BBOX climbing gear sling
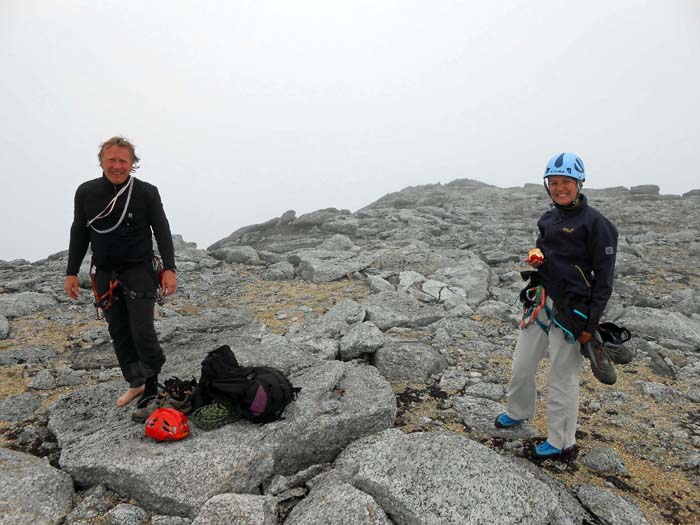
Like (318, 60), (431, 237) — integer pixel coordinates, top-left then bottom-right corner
(90, 256), (165, 319)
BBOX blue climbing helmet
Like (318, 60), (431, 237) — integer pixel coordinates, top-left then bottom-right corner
(544, 153), (585, 182)
(543, 153), (586, 204)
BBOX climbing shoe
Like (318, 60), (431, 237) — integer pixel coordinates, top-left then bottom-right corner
(157, 377), (197, 415)
(495, 412), (523, 429)
(131, 396), (160, 423)
(582, 332), (617, 385)
(597, 322), (634, 364)
(533, 440), (578, 459)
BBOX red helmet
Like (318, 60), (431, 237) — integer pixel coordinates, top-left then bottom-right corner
(145, 408), (190, 442)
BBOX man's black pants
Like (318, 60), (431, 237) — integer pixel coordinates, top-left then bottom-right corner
(96, 261), (165, 388)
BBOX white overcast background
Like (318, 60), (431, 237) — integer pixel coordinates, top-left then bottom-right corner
(1, 1), (699, 263)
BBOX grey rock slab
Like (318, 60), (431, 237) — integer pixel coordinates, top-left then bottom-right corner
(453, 395), (541, 439)
(575, 484), (649, 525)
(319, 234), (355, 251)
(366, 274), (395, 293)
(421, 279), (449, 301)
(438, 368), (470, 391)
(0, 345), (58, 366)
(271, 361), (397, 474)
(339, 322), (385, 360)
(0, 447), (74, 525)
(323, 299), (366, 325)
(0, 291), (58, 318)
(295, 338), (339, 360)
(150, 516), (192, 525)
(209, 246), (263, 265)
(333, 429), (559, 525)
(277, 209), (297, 225)
(27, 368), (58, 390)
(482, 249), (520, 264)
(263, 463), (329, 495)
(267, 238), (323, 253)
(69, 345), (120, 370)
(373, 341), (448, 383)
(630, 184), (660, 195)
(398, 270), (427, 291)
(192, 494), (277, 525)
(376, 245), (455, 276)
(297, 249), (382, 283)
(293, 208), (343, 227)
(63, 483), (119, 524)
(0, 314), (9, 339)
(580, 447), (628, 475)
(322, 217), (360, 236)
(29, 367), (87, 390)
(363, 291), (445, 331)
(617, 306), (700, 347)
(475, 300), (517, 322)
(106, 503), (149, 525)
(431, 327), (453, 348)
(285, 477), (391, 525)
(407, 287), (438, 304)
(48, 361), (395, 516)
(509, 456), (591, 525)
(430, 251), (494, 306)
(463, 382), (506, 401)
(164, 329), (322, 379)
(0, 392), (43, 422)
(155, 308), (256, 342)
(637, 381), (684, 403)
(262, 260), (295, 280)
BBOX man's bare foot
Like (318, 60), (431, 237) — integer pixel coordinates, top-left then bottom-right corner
(116, 385), (145, 407)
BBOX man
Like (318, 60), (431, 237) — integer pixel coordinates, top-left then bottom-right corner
(65, 136), (177, 422)
(495, 153), (618, 458)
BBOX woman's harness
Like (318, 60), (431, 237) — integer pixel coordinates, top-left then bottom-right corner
(520, 284), (552, 333)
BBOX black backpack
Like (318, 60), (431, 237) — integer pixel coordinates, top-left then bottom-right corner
(195, 345), (300, 423)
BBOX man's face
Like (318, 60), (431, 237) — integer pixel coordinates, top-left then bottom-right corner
(100, 145), (133, 185)
(547, 175), (578, 206)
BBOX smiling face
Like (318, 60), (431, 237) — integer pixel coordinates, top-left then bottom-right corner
(100, 145), (133, 185)
(546, 175), (579, 206)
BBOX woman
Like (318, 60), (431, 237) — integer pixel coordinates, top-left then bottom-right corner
(495, 153), (618, 458)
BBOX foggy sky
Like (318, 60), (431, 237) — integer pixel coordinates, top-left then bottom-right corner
(1, 1), (699, 262)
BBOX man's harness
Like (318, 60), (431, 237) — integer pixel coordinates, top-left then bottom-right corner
(90, 256), (164, 320)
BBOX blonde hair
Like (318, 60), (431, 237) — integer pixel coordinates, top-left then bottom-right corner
(98, 136), (140, 172)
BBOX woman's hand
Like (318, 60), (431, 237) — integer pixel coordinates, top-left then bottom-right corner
(578, 331), (593, 344)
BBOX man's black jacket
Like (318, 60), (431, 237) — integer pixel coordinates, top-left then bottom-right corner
(535, 194), (618, 334)
(66, 174), (175, 275)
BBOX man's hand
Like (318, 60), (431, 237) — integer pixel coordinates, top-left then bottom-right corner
(161, 270), (177, 297)
(578, 331), (593, 344)
(64, 275), (80, 299)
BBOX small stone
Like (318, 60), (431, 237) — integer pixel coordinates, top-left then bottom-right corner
(106, 503), (149, 525)
(580, 447), (628, 475)
(0, 315), (10, 339)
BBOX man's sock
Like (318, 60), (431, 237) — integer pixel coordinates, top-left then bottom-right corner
(136, 376), (159, 408)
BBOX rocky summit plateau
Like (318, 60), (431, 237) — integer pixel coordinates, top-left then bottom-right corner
(1, 179), (700, 525)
